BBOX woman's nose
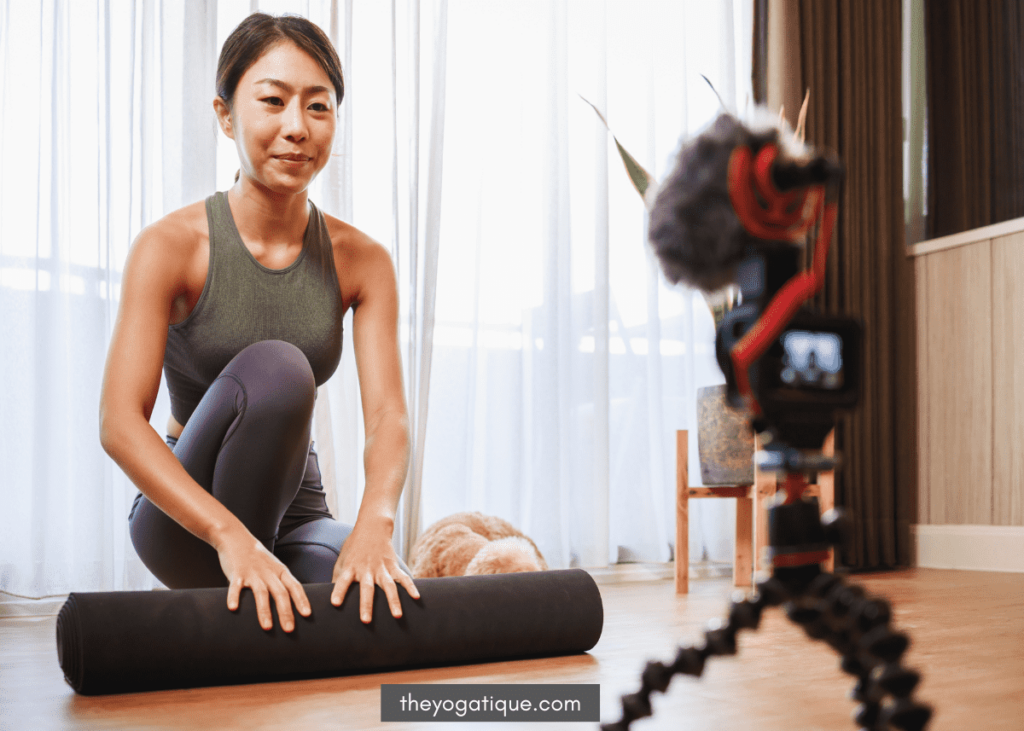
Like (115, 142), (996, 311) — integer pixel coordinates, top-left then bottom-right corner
(282, 99), (308, 141)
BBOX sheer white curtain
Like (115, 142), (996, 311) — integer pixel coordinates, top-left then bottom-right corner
(416, 0), (753, 569)
(0, 0), (217, 597)
(0, 0), (749, 604)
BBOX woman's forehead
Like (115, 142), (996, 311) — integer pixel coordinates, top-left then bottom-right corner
(240, 41), (332, 91)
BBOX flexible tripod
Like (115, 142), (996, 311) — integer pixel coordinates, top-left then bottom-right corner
(614, 114), (933, 731)
(601, 450), (934, 731)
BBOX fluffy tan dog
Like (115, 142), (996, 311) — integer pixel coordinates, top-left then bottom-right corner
(409, 511), (548, 578)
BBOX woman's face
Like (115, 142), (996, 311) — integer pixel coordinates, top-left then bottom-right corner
(215, 41), (337, 195)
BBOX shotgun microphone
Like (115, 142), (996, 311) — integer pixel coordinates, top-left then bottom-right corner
(648, 112), (841, 294)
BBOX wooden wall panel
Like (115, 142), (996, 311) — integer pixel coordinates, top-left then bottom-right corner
(991, 232), (1024, 526)
(922, 242), (993, 524)
(915, 256), (930, 523)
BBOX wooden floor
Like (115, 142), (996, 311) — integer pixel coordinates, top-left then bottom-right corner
(1, 568), (1022, 730)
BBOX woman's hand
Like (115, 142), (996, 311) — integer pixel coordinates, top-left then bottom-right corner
(214, 524), (312, 632)
(330, 518), (420, 623)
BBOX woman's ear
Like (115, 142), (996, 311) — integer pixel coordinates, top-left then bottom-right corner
(213, 97), (234, 140)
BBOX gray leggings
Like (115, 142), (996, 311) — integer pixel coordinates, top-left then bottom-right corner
(129, 340), (375, 588)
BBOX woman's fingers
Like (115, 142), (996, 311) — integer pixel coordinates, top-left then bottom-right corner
(330, 550), (421, 623)
(250, 579), (274, 631)
(267, 577), (295, 632)
(283, 571), (312, 618)
(378, 571), (403, 619)
(228, 573), (308, 632)
(358, 573), (376, 623)
(227, 576), (243, 612)
(331, 569), (354, 608)
(393, 569), (420, 601)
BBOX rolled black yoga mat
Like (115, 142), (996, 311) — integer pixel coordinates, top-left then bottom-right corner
(56, 569), (603, 695)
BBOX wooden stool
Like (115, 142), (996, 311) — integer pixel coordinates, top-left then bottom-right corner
(675, 429), (834, 594)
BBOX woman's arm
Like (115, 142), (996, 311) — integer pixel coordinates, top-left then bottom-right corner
(329, 231), (420, 622)
(99, 213), (310, 632)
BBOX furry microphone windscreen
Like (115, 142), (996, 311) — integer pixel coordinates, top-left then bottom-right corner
(648, 112), (800, 293)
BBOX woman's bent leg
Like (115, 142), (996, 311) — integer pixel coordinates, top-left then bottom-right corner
(129, 340), (316, 589)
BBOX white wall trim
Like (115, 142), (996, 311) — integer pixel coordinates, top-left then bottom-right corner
(913, 524), (1024, 573)
(909, 215), (1024, 257)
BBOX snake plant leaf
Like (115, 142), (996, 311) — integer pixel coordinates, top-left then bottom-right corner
(579, 95), (655, 208)
(580, 89), (742, 325)
(614, 138), (652, 200)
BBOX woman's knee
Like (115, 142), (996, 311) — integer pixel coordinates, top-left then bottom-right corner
(129, 496), (229, 589)
(220, 340), (316, 422)
(274, 541), (340, 584)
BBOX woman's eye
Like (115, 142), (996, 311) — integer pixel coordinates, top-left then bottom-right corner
(310, 103), (330, 112)
(262, 97), (284, 106)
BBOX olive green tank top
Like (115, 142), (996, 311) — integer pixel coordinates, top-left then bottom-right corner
(163, 192), (343, 425)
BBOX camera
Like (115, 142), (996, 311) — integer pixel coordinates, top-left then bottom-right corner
(715, 246), (861, 451)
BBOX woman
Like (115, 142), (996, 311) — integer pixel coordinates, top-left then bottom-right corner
(99, 13), (418, 633)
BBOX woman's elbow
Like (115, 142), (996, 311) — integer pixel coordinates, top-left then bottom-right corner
(98, 407), (121, 459)
(98, 403), (138, 461)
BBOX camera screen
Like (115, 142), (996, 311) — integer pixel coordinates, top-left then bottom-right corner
(780, 330), (844, 390)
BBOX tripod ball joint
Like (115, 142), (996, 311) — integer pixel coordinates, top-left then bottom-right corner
(881, 697), (934, 731)
(728, 594), (763, 630)
(875, 664), (921, 697)
(861, 627), (910, 664)
(703, 618), (738, 656)
(854, 699), (882, 727)
(808, 571), (842, 598)
(753, 576), (789, 607)
(854, 598), (892, 633)
(641, 660), (674, 693)
(828, 582), (866, 621)
(671, 646), (707, 677)
(620, 691), (653, 723)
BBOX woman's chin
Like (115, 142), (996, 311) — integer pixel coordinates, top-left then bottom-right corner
(244, 174), (316, 197)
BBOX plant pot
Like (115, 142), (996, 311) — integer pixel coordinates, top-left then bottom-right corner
(696, 384), (755, 486)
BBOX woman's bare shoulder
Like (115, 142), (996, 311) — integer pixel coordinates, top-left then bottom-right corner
(324, 213), (394, 308)
(324, 212), (388, 260)
(136, 200), (208, 253)
(120, 200), (210, 301)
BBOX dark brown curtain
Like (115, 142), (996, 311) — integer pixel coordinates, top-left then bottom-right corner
(790, 0), (914, 570)
(925, 0), (1024, 239)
